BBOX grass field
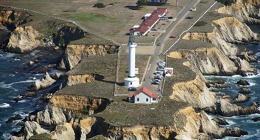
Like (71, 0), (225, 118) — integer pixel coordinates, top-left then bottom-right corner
(0, 0), (193, 44)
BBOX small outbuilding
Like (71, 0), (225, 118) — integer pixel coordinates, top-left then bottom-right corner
(128, 87), (159, 104)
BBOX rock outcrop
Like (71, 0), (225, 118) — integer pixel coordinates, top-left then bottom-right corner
(179, 47), (239, 75)
(5, 26), (42, 53)
(234, 93), (250, 103)
(50, 95), (110, 115)
(0, 10), (31, 30)
(216, 0), (260, 23)
(205, 99), (260, 116)
(28, 104), (72, 126)
(66, 74), (95, 86)
(170, 76), (216, 108)
(28, 72), (56, 91)
(59, 44), (118, 70)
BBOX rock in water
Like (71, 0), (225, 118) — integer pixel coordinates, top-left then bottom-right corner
(28, 72), (56, 91)
(252, 117), (260, 122)
(212, 117), (229, 125)
(239, 87), (252, 94)
(6, 114), (22, 124)
(24, 121), (49, 139)
(234, 93), (250, 103)
(236, 79), (250, 86)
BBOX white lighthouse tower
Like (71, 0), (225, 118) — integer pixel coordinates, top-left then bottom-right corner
(124, 34), (140, 87)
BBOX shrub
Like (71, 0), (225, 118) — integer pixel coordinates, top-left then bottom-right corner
(194, 21), (207, 27)
(217, 0), (235, 6)
(93, 2), (105, 8)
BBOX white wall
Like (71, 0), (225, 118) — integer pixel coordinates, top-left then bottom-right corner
(134, 92), (151, 104)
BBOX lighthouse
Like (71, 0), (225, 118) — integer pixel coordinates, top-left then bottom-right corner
(124, 34), (140, 87)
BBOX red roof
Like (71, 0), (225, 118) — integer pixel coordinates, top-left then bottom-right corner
(156, 8), (167, 15)
(143, 20), (155, 27)
(137, 25), (149, 34)
(128, 87), (159, 98)
(147, 13), (159, 21)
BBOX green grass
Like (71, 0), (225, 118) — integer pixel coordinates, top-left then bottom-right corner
(67, 13), (119, 23)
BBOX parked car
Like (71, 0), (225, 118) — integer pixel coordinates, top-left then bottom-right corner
(186, 16), (193, 19)
(157, 61), (166, 67)
(154, 75), (163, 80)
(157, 66), (164, 71)
(151, 28), (157, 31)
(157, 43), (161, 46)
(167, 16), (173, 19)
(152, 80), (160, 85)
(160, 17), (168, 20)
(154, 71), (164, 75)
(169, 36), (175, 38)
(128, 87), (137, 91)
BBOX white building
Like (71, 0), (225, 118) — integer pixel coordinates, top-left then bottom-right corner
(128, 87), (159, 104)
(124, 34), (140, 87)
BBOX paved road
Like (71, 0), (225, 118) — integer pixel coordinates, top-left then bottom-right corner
(142, 0), (200, 94)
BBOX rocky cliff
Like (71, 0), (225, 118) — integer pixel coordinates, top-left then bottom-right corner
(108, 106), (246, 140)
(182, 16), (258, 75)
(216, 0), (260, 23)
(5, 25), (43, 53)
(0, 9), (31, 30)
(183, 17), (258, 56)
(59, 44), (119, 70)
(50, 95), (110, 115)
(170, 75), (216, 108)
(66, 74), (95, 86)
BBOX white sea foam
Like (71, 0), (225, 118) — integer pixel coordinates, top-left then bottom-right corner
(0, 103), (10, 108)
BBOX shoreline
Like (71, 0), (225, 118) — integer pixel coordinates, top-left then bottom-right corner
(0, 0), (259, 139)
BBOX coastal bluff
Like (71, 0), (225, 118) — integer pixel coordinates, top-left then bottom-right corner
(3, 0), (260, 139)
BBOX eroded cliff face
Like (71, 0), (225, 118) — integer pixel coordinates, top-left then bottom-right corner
(50, 95), (110, 115)
(108, 106), (245, 140)
(182, 16), (257, 75)
(66, 74), (95, 86)
(0, 10), (30, 30)
(5, 26), (43, 53)
(216, 0), (260, 23)
(170, 76), (216, 109)
(59, 44), (119, 70)
(183, 17), (258, 56)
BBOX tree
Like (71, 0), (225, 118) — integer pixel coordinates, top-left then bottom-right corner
(136, 0), (148, 9)
(93, 2), (105, 8)
(217, 0), (235, 6)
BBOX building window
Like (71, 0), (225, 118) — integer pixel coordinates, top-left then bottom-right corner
(137, 98), (139, 101)
(153, 98), (156, 101)
(146, 98), (148, 102)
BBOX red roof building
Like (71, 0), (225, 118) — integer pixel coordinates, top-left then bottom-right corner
(129, 8), (167, 36)
(128, 87), (159, 104)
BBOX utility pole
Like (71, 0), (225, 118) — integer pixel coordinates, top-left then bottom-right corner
(176, 0), (178, 7)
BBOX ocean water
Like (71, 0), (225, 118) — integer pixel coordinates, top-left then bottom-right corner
(0, 49), (44, 139)
(0, 29), (63, 139)
(206, 43), (260, 140)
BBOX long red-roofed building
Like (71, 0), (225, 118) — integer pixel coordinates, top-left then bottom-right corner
(130, 8), (167, 36)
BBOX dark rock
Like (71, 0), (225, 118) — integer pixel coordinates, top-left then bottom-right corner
(212, 117), (229, 125)
(225, 127), (248, 137)
(234, 93), (250, 103)
(236, 79), (250, 86)
(6, 114), (22, 124)
(206, 80), (229, 89)
(205, 99), (260, 117)
(252, 117), (260, 122)
(20, 92), (37, 98)
(13, 97), (23, 103)
(16, 121), (25, 127)
(239, 87), (252, 94)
